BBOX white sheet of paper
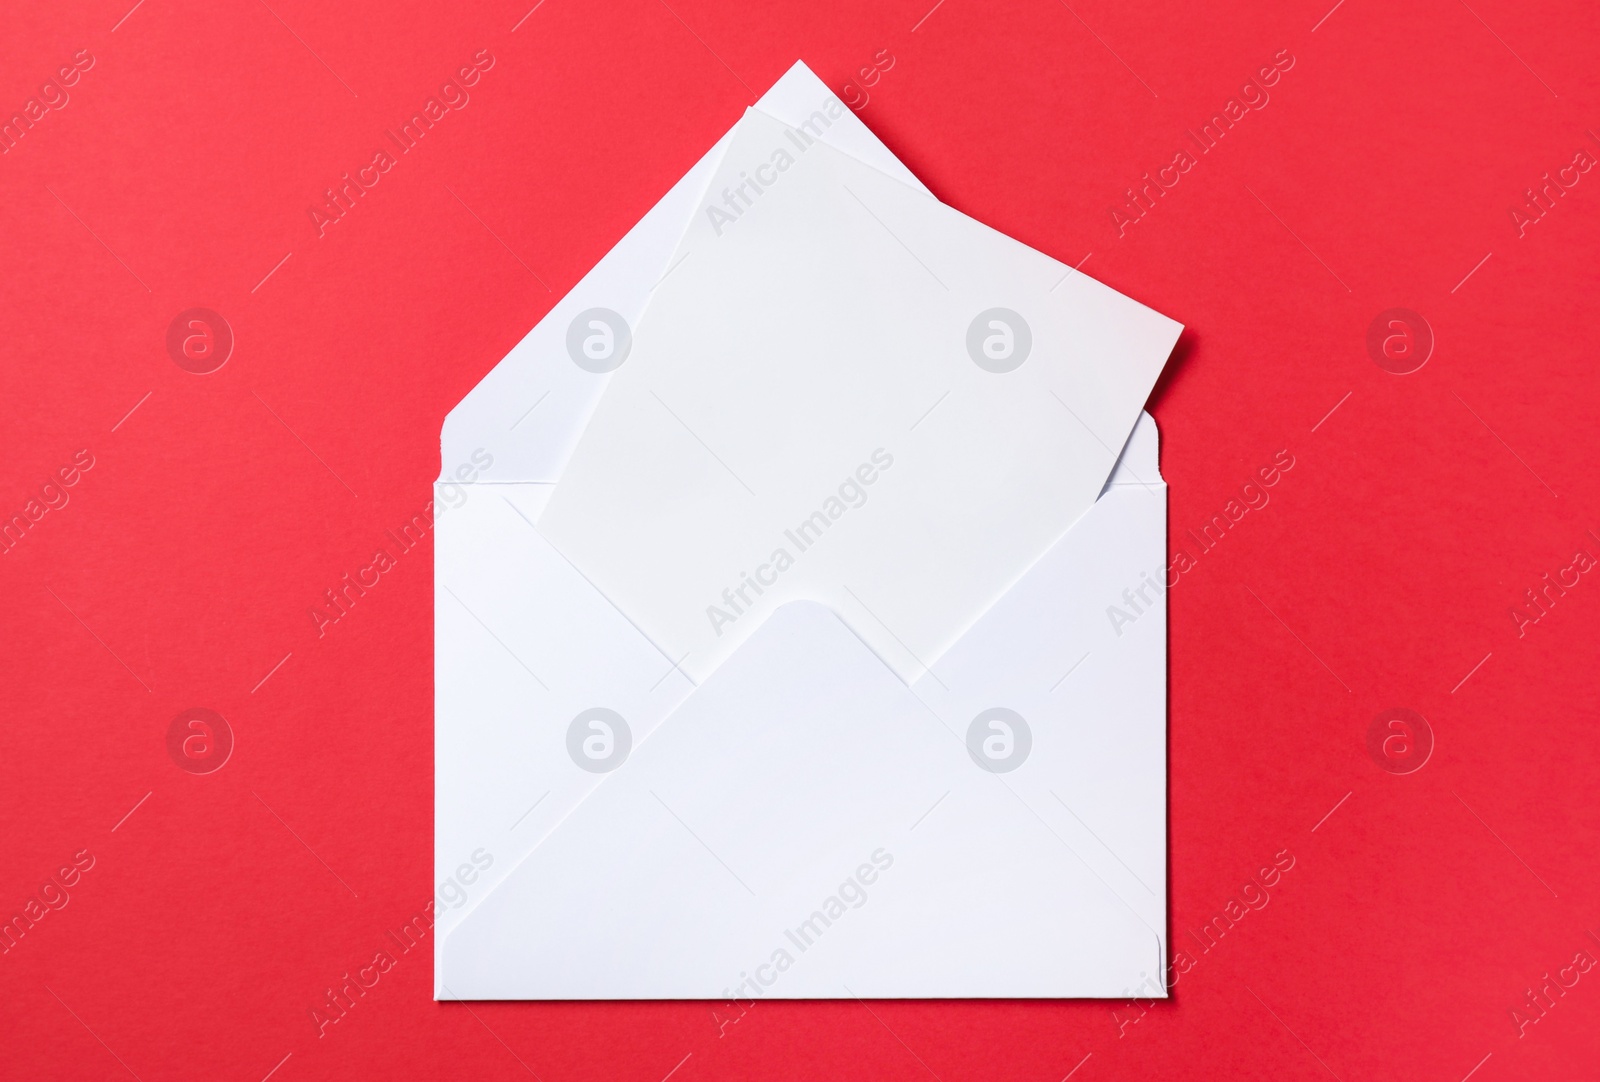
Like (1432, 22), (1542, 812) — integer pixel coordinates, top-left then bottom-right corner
(536, 108), (1181, 684)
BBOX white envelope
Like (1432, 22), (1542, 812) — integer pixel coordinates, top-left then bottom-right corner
(435, 62), (1171, 999)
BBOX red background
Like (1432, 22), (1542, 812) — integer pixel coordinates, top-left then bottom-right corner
(3, 0), (1597, 1078)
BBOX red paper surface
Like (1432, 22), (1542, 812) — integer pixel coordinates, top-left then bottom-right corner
(2, 0), (1597, 1079)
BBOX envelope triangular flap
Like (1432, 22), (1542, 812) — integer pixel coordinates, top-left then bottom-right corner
(437, 62), (927, 484)
(441, 600), (1157, 999)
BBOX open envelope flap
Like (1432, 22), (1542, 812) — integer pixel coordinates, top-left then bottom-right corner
(441, 600), (1160, 1000)
(436, 414), (1166, 999)
(437, 61), (927, 485)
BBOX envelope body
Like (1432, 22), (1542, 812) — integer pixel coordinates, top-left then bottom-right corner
(434, 61), (1170, 1000)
